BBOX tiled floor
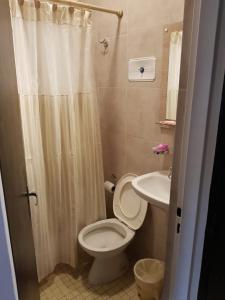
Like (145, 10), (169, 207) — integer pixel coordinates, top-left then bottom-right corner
(40, 264), (139, 300)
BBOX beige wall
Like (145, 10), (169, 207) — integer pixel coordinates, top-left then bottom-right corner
(88, 0), (184, 261)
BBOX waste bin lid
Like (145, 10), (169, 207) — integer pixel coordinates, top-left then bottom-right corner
(134, 258), (165, 284)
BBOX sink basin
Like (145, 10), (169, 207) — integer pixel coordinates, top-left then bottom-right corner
(132, 171), (171, 209)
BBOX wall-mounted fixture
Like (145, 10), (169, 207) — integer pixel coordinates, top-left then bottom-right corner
(128, 57), (156, 81)
(152, 144), (169, 155)
(99, 38), (109, 54)
(46, 0), (124, 18)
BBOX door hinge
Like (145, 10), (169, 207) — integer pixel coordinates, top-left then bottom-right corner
(176, 207), (182, 234)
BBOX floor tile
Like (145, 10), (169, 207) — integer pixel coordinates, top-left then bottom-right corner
(40, 264), (139, 300)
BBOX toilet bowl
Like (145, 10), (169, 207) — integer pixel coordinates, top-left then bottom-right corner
(78, 174), (148, 285)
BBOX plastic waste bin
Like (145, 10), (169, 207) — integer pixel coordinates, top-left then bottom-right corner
(134, 258), (165, 300)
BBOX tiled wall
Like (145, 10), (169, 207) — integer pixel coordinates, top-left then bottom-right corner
(93, 3), (181, 179)
(88, 0), (184, 260)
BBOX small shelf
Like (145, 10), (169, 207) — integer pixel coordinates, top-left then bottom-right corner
(156, 120), (176, 129)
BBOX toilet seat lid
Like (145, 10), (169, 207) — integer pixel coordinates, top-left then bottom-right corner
(113, 174), (148, 230)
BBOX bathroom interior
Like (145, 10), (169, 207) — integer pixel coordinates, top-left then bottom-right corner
(8, 0), (186, 299)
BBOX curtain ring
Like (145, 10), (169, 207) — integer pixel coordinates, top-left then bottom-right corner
(34, 0), (41, 9)
(18, 0), (24, 5)
(69, 6), (74, 14)
(52, 3), (57, 12)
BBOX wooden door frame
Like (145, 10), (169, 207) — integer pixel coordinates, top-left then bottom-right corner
(163, 0), (225, 299)
(0, 1), (39, 299)
(0, 170), (18, 300)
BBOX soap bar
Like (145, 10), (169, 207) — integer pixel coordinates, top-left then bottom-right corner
(152, 144), (169, 154)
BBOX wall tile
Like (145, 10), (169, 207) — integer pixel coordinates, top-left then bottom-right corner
(163, 0), (185, 24)
(95, 35), (127, 88)
(125, 136), (165, 175)
(127, 25), (164, 59)
(127, 0), (167, 31)
(126, 87), (161, 140)
(127, 0), (184, 31)
(101, 131), (127, 180)
(161, 129), (175, 149)
(105, 193), (114, 219)
(91, 0), (128, 38)
(99, 87), (127, 135)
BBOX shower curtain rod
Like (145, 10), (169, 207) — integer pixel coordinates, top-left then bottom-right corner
(52, 0), (123, 17)
(21, 0), (123, 18)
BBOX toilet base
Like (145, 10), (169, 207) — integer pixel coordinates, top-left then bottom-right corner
(88, 252), (129, 285)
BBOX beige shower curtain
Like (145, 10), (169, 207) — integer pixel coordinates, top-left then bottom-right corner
(10, 0), (106, 281)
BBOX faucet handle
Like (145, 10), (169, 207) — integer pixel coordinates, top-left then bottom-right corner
(168, 167), (172, 179)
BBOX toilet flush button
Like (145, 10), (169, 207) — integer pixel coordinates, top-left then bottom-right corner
(140, 67), (145, 74)
(128, 57), (156, 81)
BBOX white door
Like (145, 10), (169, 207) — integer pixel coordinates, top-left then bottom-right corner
(163, 0), (225, 299)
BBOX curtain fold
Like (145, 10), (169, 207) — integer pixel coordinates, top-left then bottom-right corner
(10, 0), (106, 281)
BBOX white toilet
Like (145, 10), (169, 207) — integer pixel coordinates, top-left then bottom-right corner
(78, 174), (148, 285)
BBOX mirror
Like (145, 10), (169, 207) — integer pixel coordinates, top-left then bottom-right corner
(166, 30), (183, 120)
(160, 23), (183, 124)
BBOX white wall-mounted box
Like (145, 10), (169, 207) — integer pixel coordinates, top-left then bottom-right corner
(128, 57), (156, 81)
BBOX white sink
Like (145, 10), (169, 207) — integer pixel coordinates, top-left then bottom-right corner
(132, 171), (171, 210)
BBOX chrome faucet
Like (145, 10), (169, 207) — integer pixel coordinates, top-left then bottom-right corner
(168, 167), (172, 179)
